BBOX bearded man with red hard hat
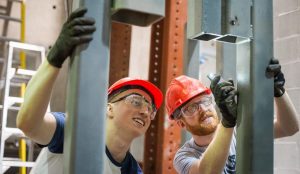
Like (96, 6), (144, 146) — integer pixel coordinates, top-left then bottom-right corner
(16, 7), (163, 174)
(165, 59), (299, 174)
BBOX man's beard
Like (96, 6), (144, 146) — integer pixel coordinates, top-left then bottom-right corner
(185, 110), (220, 136)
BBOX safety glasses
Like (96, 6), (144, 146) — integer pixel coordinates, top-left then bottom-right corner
(111, 93), (157, 120)
(173, 96), (213, 119)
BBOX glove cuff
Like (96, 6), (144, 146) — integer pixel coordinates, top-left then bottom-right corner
(47, 45), (64, 68)
(274, 87), (285, 98)
(221, 119), (236, 128)
(221, 113), (236, 128)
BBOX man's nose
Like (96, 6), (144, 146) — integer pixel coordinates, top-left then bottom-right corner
(139, 105), (150, 117)
(198, 104), (209, 112)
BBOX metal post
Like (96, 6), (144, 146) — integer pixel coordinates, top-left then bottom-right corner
(186, 0), (202, 78)
(216, 43), (237, 81)
(111, 0), (165, 26)
(189, 0), (222, 41)
(190, 0), (274, 173)
(236, 0), (274, 173)
(144, 20), (164, 174)
(143, 0), (187, 173)
(63, 0), (111, 173)
(109, 22), (131, 85)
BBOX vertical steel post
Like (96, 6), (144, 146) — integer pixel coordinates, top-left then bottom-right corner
(216, 43), (237, 81)
(191, 0), (274, 173)
(236, 0), (274, 173)
(144, 0), (187, 174)
(109, 22), (131, 85)
(64, 0), (111, 173)
(144, 20), (164, 174)
(186, 0), (201, 78)
(189, 0), (222, 41)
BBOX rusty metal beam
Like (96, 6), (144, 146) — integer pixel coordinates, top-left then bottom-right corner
(143, 20), (164, 174)
(109, 22), (132, 85)
(144, 0), (187, 173)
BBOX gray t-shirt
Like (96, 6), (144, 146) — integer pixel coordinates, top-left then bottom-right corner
(174, 134), (236, 174)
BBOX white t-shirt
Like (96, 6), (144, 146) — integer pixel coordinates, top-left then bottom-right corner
(29, 112), (143, 174)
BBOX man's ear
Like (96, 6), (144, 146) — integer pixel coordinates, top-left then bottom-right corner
(176, 119), (185, 128)
(107, 103), (114, 118)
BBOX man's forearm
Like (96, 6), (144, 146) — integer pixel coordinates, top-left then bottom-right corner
(192, 125), (234, 174)
(274, 92), (299, 138)
(16, 61), (59, 134)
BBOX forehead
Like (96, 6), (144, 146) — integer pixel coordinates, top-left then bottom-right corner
(185, 93), (212, 106)
(115, 89), (152, 103)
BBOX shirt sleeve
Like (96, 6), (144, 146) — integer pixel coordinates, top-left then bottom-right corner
(46, 112), (65, 153)
(173, 149), (198, 174)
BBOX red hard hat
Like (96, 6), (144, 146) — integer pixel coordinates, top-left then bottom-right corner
(165, 75), (211, 119)
(108, 77), (163, 110)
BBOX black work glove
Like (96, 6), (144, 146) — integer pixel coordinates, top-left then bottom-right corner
(266, 58), (285, 97)
(47, 7), (96, 68)
(210, 75), (238, 128)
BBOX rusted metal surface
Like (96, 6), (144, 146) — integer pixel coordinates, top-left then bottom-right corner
(109, 22), (132, 85)
(144, 0), (187, 173)
(143, 20), (164, 174)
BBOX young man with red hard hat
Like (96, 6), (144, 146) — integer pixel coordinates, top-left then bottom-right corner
(16, 7), (163, 174)
(165, 59), (299, 174)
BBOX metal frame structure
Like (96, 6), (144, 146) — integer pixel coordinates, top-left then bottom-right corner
(143, 0), (187, 173)
(111, 0), (165, 27)
(109, 22), (132, 86)
(236, 1), (274, 173)
(63, 0), (111, 173)
(187, 0), (274, 173)
(61, 0), (274, 173)
(0, 41), (46, 173)
(143, 20), (164, 173)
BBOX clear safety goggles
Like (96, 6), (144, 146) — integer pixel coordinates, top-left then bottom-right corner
(173, 96), (213, 119)
(111, 93), (157, 120)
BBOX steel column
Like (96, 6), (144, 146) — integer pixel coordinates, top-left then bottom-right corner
(186, 0), (202, 78)
(144, 0), (187, 173)
(64, 0), (111, 173)
(190, 0), (274, 173)
(216, 43), (237, 81)
(111, 0), (165, 27)
(109, 22), (131, 85)
(160, 1), (187, 173)
(189, 0), (222, 41)
(144, 20), (164, 174)
(236, 0), (274, 173)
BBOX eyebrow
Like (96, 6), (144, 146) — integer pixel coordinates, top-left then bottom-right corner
(186, 96), (211, 105)
(130, 93), (152, 104)
(114, 92), (152, 105)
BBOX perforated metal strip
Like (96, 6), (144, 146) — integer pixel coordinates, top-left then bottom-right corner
(144, 0), (187, 173)
(109, 22), (132, 85)
(144, 19), (164, 174)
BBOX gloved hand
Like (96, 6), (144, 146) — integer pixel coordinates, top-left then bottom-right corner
(47, 7), (96, 68)
(210, 75), (238, 128)
(266, 58), (285, 97)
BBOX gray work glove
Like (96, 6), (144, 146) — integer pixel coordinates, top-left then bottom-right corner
(266, 58), (285, 97)
(210, 75), (238, 128)
(47, 7), (96, 68)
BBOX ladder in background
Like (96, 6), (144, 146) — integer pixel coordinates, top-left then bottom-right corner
(0, 0), (22, 43)
(0, 0), (29, 173)
(0, 41), (47, 173)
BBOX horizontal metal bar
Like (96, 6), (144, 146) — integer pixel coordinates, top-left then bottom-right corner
(8, 0), (22, 3)
(0, 36), (20, 42)
(0, 105), (21, 111)
(0, 14), (21, 22)
(3, 158), (34, 167)
(9, 41), (45, 53)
